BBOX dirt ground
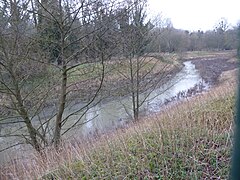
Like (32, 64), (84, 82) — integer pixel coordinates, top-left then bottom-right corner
(186, 52), (238, 85)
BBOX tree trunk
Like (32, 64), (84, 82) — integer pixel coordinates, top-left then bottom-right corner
(13, 76), (42, 152)
(53, 0), (66, 149)
(135, 57), (140, 121)
(53, 65), (67, 149)
(130, 57), (138, 121)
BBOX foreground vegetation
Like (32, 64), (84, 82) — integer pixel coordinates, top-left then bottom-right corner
(1, 72), (236, 179)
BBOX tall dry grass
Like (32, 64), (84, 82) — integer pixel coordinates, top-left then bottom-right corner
(0, 79), (236, 179)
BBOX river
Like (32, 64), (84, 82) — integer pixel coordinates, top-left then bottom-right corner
(63, 61), (208, 138)
(0, 61), (208, 163)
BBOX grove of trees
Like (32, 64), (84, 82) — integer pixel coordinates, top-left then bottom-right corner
(150, 17), (238, 52)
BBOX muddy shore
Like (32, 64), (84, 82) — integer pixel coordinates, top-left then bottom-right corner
(185, 54), (238, 85)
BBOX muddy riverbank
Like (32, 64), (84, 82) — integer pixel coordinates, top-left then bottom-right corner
(184, 52), (238, 85)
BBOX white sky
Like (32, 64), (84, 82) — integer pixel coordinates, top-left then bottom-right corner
(148, 0), (240, 31)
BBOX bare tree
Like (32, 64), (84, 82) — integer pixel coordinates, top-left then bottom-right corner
(0, 0), (123, 152)
(115, 0), (174, 121)
(214, 18), (230, 50)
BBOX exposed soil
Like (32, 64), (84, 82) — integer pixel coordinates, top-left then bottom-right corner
(186, 55), (238, 85)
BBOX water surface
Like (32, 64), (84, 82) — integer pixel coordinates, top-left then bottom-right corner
(66, 61), (208, 137)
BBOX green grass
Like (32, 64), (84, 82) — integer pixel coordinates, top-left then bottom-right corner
(181, 50), (236, 60)
(67, 62), (103, 83)
(23, 54), (180, 86)
(38, 87), (234, 179)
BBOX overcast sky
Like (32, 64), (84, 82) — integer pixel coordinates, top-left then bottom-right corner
(148, 0), (240, 31)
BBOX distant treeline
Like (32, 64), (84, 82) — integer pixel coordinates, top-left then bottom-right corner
(148, 18), (238, 53)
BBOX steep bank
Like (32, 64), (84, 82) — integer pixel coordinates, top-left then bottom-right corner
(67, 56), (183, 104)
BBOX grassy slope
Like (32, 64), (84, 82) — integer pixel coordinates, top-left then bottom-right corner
(36, 82), (235, 179)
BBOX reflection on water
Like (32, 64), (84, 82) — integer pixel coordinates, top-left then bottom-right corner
(146, 61), (207, 112)
(67, 61), (208, 137)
